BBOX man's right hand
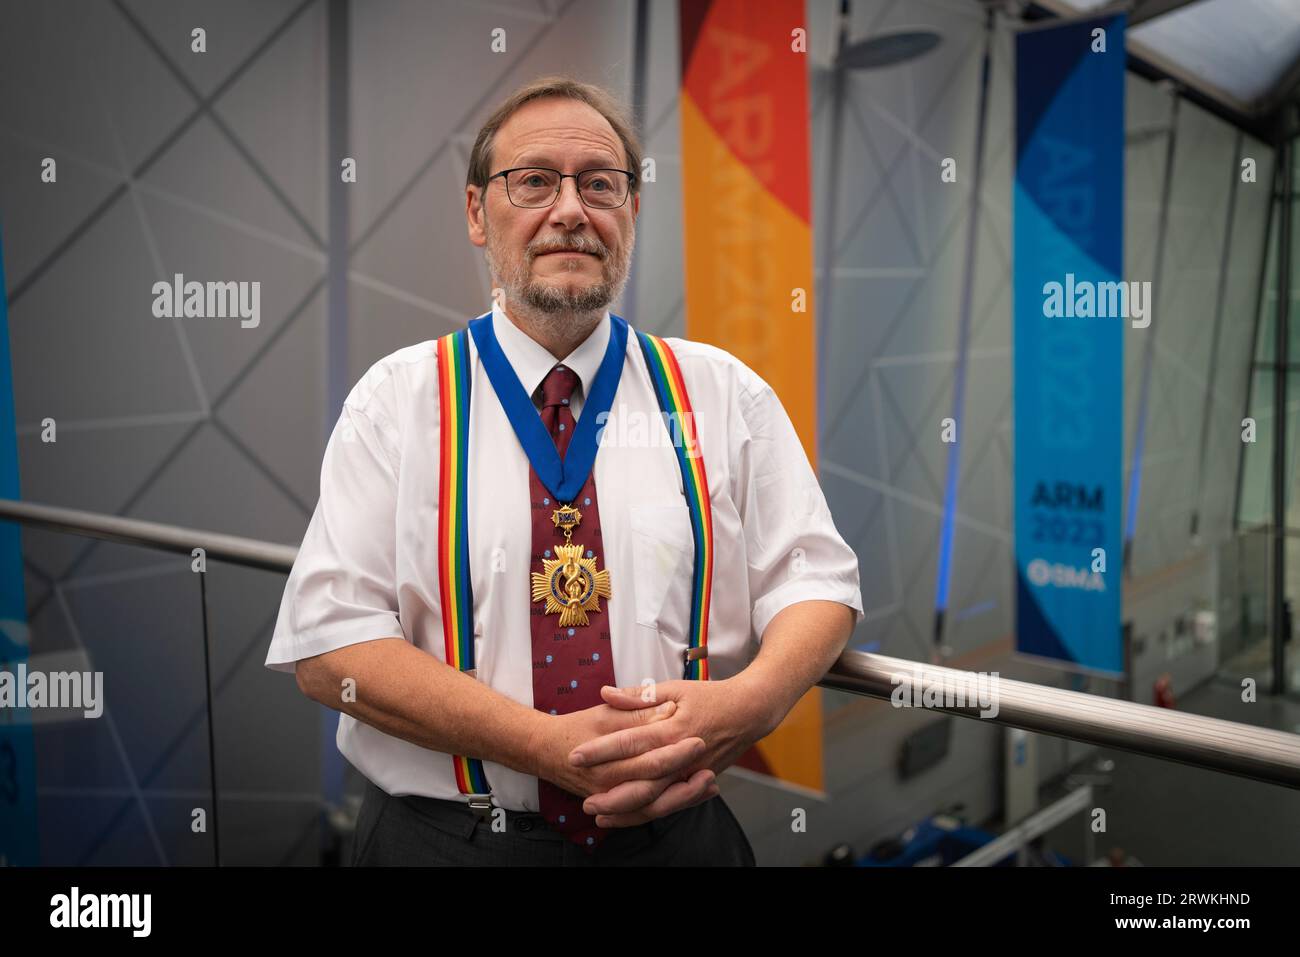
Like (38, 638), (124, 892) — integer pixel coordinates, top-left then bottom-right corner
(528, 699), (710, 802)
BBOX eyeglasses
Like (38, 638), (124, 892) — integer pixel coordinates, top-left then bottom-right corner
(488, 167), (635, 209)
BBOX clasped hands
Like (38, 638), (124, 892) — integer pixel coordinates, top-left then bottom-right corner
(529, 676), (777, 828)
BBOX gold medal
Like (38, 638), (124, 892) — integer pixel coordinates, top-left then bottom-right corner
(531, 502), (611, 627)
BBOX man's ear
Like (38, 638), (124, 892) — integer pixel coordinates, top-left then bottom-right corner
(632, 192), (639, 222)
(466, 185), (487, 248)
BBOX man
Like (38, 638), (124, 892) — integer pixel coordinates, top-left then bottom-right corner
(265, 75), (864, 866)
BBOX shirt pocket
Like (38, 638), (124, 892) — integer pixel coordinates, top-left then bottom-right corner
(629, 504), (695, 641)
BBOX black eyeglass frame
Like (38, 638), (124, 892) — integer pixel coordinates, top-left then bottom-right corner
(486, 166), (637, 209)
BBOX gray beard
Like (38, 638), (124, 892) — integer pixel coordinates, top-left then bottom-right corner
(483, 221), (634, 336)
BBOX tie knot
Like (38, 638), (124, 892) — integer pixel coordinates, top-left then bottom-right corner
(540, 364), (579, 409)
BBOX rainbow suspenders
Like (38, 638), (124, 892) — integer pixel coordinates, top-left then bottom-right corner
(434, 314), (713, 807)
(635, 331), (714, 682)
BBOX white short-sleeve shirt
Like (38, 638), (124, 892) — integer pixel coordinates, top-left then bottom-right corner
(265, 301), (864, 811)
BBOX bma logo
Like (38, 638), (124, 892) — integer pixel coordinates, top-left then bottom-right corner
(1027, 558), (1105, 592)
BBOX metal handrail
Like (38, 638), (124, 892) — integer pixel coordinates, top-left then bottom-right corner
(825, 653), (1300, 790)
(4, 497), (1299, 790)
(0, 498), (297, 572)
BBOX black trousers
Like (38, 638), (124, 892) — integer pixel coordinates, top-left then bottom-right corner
(352, 777), (756, 866)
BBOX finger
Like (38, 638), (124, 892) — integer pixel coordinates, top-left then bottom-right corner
(569, 707), (680, 767)
(627, 698), (677, 727)
(581, 772), (672, 816)
(585, 738), (704, 800)
(600, 680), (687, 709)
(582, 738), (707, 814)
(590, 767), (714, 825)
(595, 769), (717, 828)
(600, 683), (660, 709)
(598, 777), (718, 828)
(620, 736), (705, 783)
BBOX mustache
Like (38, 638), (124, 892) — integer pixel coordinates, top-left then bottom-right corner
(530, 236), (607, 258)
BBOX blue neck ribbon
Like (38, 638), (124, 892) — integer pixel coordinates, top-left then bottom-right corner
(469, 311), (629, 503)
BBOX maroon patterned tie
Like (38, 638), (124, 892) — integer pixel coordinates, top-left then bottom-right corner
(529, 363), (615, 851)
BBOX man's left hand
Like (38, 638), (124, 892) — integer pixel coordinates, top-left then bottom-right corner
(569, 677), (778, 827)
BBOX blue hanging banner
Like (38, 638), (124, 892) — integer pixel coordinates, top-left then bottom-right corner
(0, 227), (38, 863)
(1014, 14), (1125, 675)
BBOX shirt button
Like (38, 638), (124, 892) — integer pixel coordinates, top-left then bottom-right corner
(517, 818), (534, 832)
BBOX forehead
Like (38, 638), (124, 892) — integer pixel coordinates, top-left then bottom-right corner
(493, 97), (626, 168)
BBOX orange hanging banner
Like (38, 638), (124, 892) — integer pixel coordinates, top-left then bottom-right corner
(679, 0), (823, 793)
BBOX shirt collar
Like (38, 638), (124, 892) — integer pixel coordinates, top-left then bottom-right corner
(489, 299), (611, 402)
